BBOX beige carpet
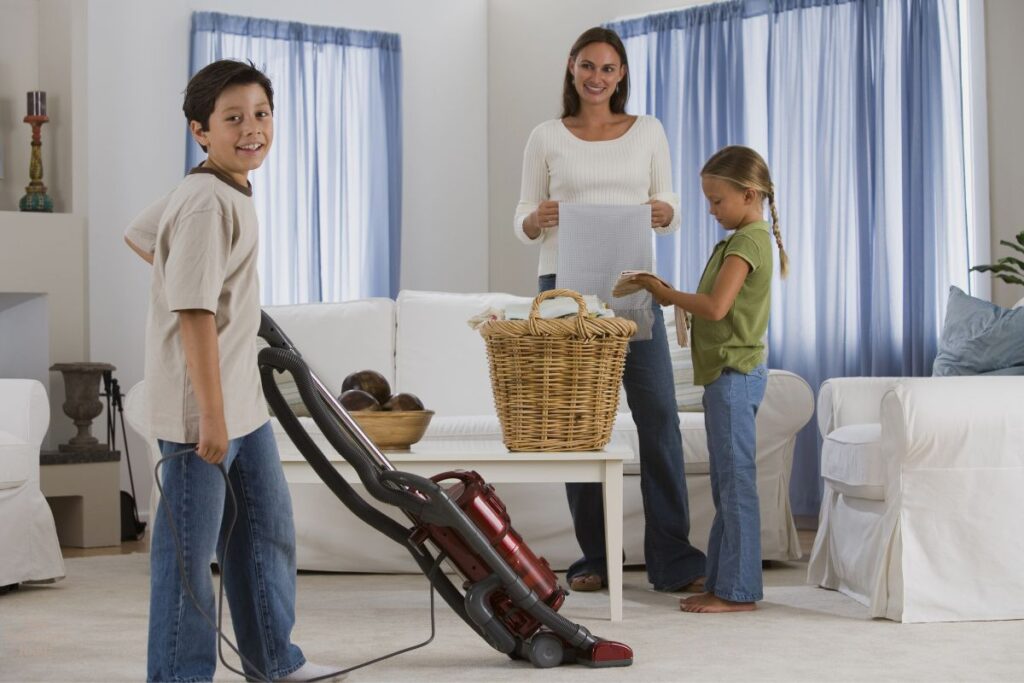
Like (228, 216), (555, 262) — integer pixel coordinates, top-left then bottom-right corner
(2, 553), (1022, 682)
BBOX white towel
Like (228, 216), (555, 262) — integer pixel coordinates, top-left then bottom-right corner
(557, 204), (655, 340)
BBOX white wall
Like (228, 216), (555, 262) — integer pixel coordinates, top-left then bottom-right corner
(86, 0), (489, 516)
(985, 0), (1024, 309)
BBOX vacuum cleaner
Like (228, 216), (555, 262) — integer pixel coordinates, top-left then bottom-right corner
(256, 311), (633, 669)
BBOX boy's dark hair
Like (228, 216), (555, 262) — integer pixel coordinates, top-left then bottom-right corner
(183, 59), (274, 151)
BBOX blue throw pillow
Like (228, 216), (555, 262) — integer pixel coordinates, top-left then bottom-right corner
(932, 286), (1024, 376)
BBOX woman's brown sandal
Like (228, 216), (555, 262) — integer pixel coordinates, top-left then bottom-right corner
(568, 573), (605, 592)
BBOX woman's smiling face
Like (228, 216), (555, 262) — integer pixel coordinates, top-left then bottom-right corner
(568, 42), (625, 107)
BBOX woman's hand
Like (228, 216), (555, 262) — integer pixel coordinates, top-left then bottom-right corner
(634, 273), (676, 306)
(534, 200), (559, 230)
(647, 200), (674, 228)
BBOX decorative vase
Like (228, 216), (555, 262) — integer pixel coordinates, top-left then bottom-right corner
(50, 362), (116, 452)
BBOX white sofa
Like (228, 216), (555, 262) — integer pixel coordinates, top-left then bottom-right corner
(128, 290), (813, 573)
(808, 376), (1024, 622)
(0, 379), (65, 588)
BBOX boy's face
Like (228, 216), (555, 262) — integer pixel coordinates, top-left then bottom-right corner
(190, 82), (273, 186)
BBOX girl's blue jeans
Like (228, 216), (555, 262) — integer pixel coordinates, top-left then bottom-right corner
(702, 364), (768, 602)
(148, 421), (305, 682)
(539, 275), (706, 591)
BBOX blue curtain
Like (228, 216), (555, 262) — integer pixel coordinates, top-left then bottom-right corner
(188, 12), (402, 304)
(609, 0), (973, 516)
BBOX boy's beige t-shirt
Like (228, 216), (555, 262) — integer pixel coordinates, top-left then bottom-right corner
(135, 167), (268, 443)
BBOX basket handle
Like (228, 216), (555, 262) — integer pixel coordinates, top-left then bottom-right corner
(528, 288), (591, 339)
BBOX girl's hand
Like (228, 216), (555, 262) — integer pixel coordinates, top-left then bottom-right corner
(647, 200), (674, 228)
(635, 273), (675, 306)
(197, 413), (229, 464)
(534, 200), (559, 230)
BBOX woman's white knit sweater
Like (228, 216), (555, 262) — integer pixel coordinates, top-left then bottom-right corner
(514, 115), (681, 276)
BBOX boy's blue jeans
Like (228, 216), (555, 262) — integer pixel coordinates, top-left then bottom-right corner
(702, 364), (768, 602)
(539, 275), (706, 591)
(148, 421), (305, 682)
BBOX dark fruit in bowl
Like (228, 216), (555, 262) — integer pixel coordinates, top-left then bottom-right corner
(338, 389), (381, 412)
(383, 392), (425, 411)
(341, 370), (391, 405)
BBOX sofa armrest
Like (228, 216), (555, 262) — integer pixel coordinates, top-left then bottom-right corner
(817, 377), (903, 436)
(0, 379), (49, 445)
(756, 370), (814, 451)
(881, 377), (1024, 472)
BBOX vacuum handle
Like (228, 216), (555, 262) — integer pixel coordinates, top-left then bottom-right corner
(259, 310), (300, 355)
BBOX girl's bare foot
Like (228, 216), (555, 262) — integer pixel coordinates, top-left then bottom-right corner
(679, 593), (756, 613)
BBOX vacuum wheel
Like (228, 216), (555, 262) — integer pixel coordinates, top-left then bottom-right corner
(527, 632), (564, 669)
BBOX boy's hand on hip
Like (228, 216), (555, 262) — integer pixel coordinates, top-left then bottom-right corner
(197, 414), (229, 464)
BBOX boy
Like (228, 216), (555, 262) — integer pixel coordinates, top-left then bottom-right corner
(125, 60), (340, 682)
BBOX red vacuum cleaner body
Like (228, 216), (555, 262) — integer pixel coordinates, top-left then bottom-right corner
(412, 470), (565, 640)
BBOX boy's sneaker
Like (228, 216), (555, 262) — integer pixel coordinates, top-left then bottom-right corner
(280, 661), (346, 681)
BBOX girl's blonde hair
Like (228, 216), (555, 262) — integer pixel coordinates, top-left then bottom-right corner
(701, 145), (789, 278)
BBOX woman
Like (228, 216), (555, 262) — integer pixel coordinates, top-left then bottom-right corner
(513, 26), (706, 594)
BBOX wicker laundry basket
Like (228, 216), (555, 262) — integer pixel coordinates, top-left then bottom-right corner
(478, 289), (636, 451)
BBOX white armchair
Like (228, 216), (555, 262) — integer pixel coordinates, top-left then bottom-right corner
(0, 379), (65, 588)
(808, 376), (1024, 622)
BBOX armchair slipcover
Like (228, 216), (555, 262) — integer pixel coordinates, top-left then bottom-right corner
(0, 379), (64, 587)
(808, 376), (1024, 622)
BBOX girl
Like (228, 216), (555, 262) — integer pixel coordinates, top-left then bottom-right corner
(636, 145), (789, 613)
(514, 27), (706, 594)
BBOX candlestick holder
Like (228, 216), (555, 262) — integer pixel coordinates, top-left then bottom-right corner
(19, 114), (54, 213)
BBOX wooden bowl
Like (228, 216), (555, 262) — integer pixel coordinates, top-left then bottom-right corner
(348, 410), (435, 451)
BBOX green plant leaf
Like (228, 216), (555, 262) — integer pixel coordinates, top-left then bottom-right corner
(996, 255), (1024, 272)
(1000, 238), (1024, 256)
(996, 273), (1024, 286)
(985, 264), (1022, 275)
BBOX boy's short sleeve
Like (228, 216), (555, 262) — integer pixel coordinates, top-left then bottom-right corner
(163, 209), (232, 313)
(724, 231), (767, 272)
(124, 195), (169, 254)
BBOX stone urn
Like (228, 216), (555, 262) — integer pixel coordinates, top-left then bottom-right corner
(50, 362), (116, 452)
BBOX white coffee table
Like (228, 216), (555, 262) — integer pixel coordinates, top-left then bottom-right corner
(293, 438), (629, 621)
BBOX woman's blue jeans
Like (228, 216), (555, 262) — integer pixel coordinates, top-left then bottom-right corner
(702, 365), (768, 602)
(148, 421), (305, 682)
(539, 275), (706, 591)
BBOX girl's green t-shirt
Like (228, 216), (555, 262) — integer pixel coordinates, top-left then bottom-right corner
(691, 220), (773, 385)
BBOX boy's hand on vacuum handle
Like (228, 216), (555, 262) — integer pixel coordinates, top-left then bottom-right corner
(197, 414), (229, 464)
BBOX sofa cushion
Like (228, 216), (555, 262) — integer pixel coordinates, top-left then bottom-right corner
(395, 290), (532, 416)
(821, 423), (885, 501)
(263, 299), (396, 397)
(933, 286), (1024, 376)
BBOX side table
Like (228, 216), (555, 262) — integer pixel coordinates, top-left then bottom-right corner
(284, 439), (629, 621)
(39, 449), (121, 547)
